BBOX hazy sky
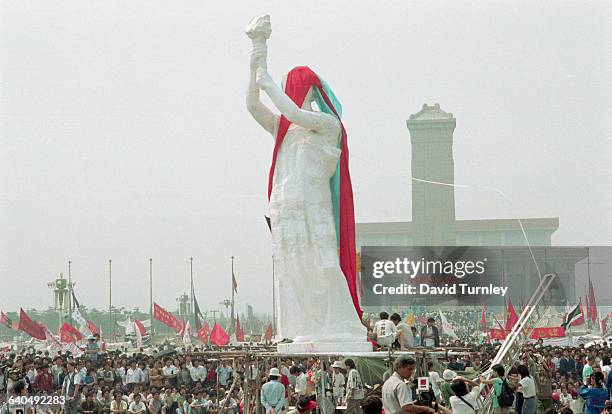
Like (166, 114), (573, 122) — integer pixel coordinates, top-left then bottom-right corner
(2, 0), (611, 315)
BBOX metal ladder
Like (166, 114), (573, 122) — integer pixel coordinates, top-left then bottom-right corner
(478, 272), (558, 413)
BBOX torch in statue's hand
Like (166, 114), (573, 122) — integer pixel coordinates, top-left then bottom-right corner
(245, 14), (271, 40)
(246, 15), (271, 70)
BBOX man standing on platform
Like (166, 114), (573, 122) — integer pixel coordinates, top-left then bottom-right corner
(421, 318), (440, 348)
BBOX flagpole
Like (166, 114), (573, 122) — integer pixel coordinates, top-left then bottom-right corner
(231, 256), (235, 330)
(68, 260), (73, 327)
(109, 259), (112, 340)
(149, 258), (153, 335)
(190, 257), (195, 331)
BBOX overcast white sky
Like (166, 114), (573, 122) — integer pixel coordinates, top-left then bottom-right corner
(1, 0), (611, 314)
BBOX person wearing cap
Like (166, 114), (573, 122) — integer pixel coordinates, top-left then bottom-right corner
(382, 356), (435, 414)
(86, 336), (100, 364)
(440, 369), (457, 407)
(261, 368), (286, 414)
(331, 361), (346, 406)
(286, 398), (317, 414)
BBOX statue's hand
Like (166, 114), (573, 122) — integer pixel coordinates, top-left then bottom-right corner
(245, 15), (272, 40)
(256, 67), (274, 90)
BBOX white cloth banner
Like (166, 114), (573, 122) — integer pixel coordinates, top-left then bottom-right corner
(183, 321), (192, 346)
(135, 323), (143, 349)
(72, 308), (92, 337)
(439, 309), (459, 340)
(117, 317), (135, 335)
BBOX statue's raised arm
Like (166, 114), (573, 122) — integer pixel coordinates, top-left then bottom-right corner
(245, 15), (277, 135)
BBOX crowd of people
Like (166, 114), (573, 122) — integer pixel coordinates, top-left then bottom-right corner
(1, 313), (612, 414)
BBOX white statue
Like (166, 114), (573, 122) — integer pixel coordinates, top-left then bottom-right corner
(246, 16), (370, 351)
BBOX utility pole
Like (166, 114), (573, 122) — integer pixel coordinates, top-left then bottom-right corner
(190, 257), (194, 329)
(68, 260), (73, 326)
(209, 310), (220, 322)
(149, 258), (153, 334)
(108, 259), (112, 340)
(230, 256), (235, 329)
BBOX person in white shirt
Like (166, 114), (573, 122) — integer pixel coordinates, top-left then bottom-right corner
(344, 359), (365, 414)
(382, 356), (435, 414)
(291, 366), (308, 400)
(162, 360), (179, 387)
(62, 361), (83, 414)
(331, 361), (346, 406)
(125, 362), (145, 390)
(517, 365), (536, 414)
(426, 362), (442, 404)
(449, 377), (483, 414)
(390, 314), (414, 349)
(128, 394), (146, 414)
(189, 360), (207, 383)
(374, 312), (397, 349)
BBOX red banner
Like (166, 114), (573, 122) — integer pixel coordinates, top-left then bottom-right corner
(17, 309), (46, 340)
(490, 328), (508, 340)
(529, 326), (566, 339)
(490, 326), (566, 340)
(60, 323), (83, 343)
(153, 303), (182, 333)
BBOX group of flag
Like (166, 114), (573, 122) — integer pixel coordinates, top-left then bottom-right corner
(154, 300), (273, 347)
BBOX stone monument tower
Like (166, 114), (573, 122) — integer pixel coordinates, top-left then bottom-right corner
(407, 103), (457, 246)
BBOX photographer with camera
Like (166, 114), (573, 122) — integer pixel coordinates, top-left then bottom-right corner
(382, 356), (450, 414)
(449, 376), (483, 414)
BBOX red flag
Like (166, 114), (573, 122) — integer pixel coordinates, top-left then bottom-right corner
(198, 321), (209, 344)
(60, 323), (83, 343)
(87, 320), (100, 336)
(588, 280), (598, 322)
(232, 272), (238, 294)
(505, 300), (519, 331)
(17, 309), (46, 340)
(134, 320), (146, 336)
(235, 316), (245, 342)
(263, 323), (273, 342)
(153, 302), (183, 333)
(210, 322), (229, 346)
